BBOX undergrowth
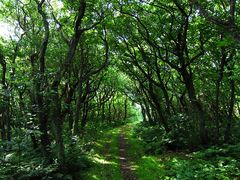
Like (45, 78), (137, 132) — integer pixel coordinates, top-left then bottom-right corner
(129, 121), (240, 179)
(0, 121), (122, 180)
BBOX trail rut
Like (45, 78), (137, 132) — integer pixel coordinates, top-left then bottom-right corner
(118, 132), (136, 180)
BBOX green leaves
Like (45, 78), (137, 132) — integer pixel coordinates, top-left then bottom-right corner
(216, 37), (235, 47)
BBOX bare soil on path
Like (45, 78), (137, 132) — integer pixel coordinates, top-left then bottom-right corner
(118, 132), (136, 180)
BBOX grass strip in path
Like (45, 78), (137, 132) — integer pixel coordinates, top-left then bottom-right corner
(123, 124), (165, 180)
(83, 128), (122, 180)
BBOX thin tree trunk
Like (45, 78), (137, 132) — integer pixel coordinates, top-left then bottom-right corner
(108, 101), (112, 122)
(73, 86), (83, 135)
(124, 98), (128, 120)
(113, 99), (116, 121)
(50, 88), (65, 169)
(224, 63), (235, 142)
(81, 101), (89, 130)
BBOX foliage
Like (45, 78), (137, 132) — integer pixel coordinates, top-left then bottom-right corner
(1, 0), (240, 178)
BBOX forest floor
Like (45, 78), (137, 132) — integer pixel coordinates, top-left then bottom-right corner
(1, 120), (239, 179)
(83, 121), (240, 180)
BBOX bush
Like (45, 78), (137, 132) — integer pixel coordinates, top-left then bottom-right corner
(133, 122), (167, 154)
(65, 153), (92, 174)
(133, 113), (201, 154)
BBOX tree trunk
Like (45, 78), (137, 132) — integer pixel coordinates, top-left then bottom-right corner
(0, 53), (11, 149)
(124, 98), (128, 120)
(140, 103), (147, 122)
(224, 63), (235, 142)
(148, 82), (170, 132)
(101, 102), (105, 121)
(73, 82), (83, 135)
(181, 68), (207, 145)
(50, 88), (65, 169)
(113, 99), (116, 120)
(35, 0), (52, 162)
(68, 108), (73, 131)
(81, 101), (89, 130)
(108, 101), (112, 121)
(215, 41), (227, 143)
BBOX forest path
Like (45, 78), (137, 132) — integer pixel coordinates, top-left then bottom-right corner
(118, 130), (137, 180)
(83, 124), (139, 179)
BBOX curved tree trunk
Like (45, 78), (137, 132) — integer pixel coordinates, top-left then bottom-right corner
(181, 68), (207, 145)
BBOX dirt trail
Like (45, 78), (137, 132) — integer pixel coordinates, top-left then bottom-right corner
(118, 132), (136, 180)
